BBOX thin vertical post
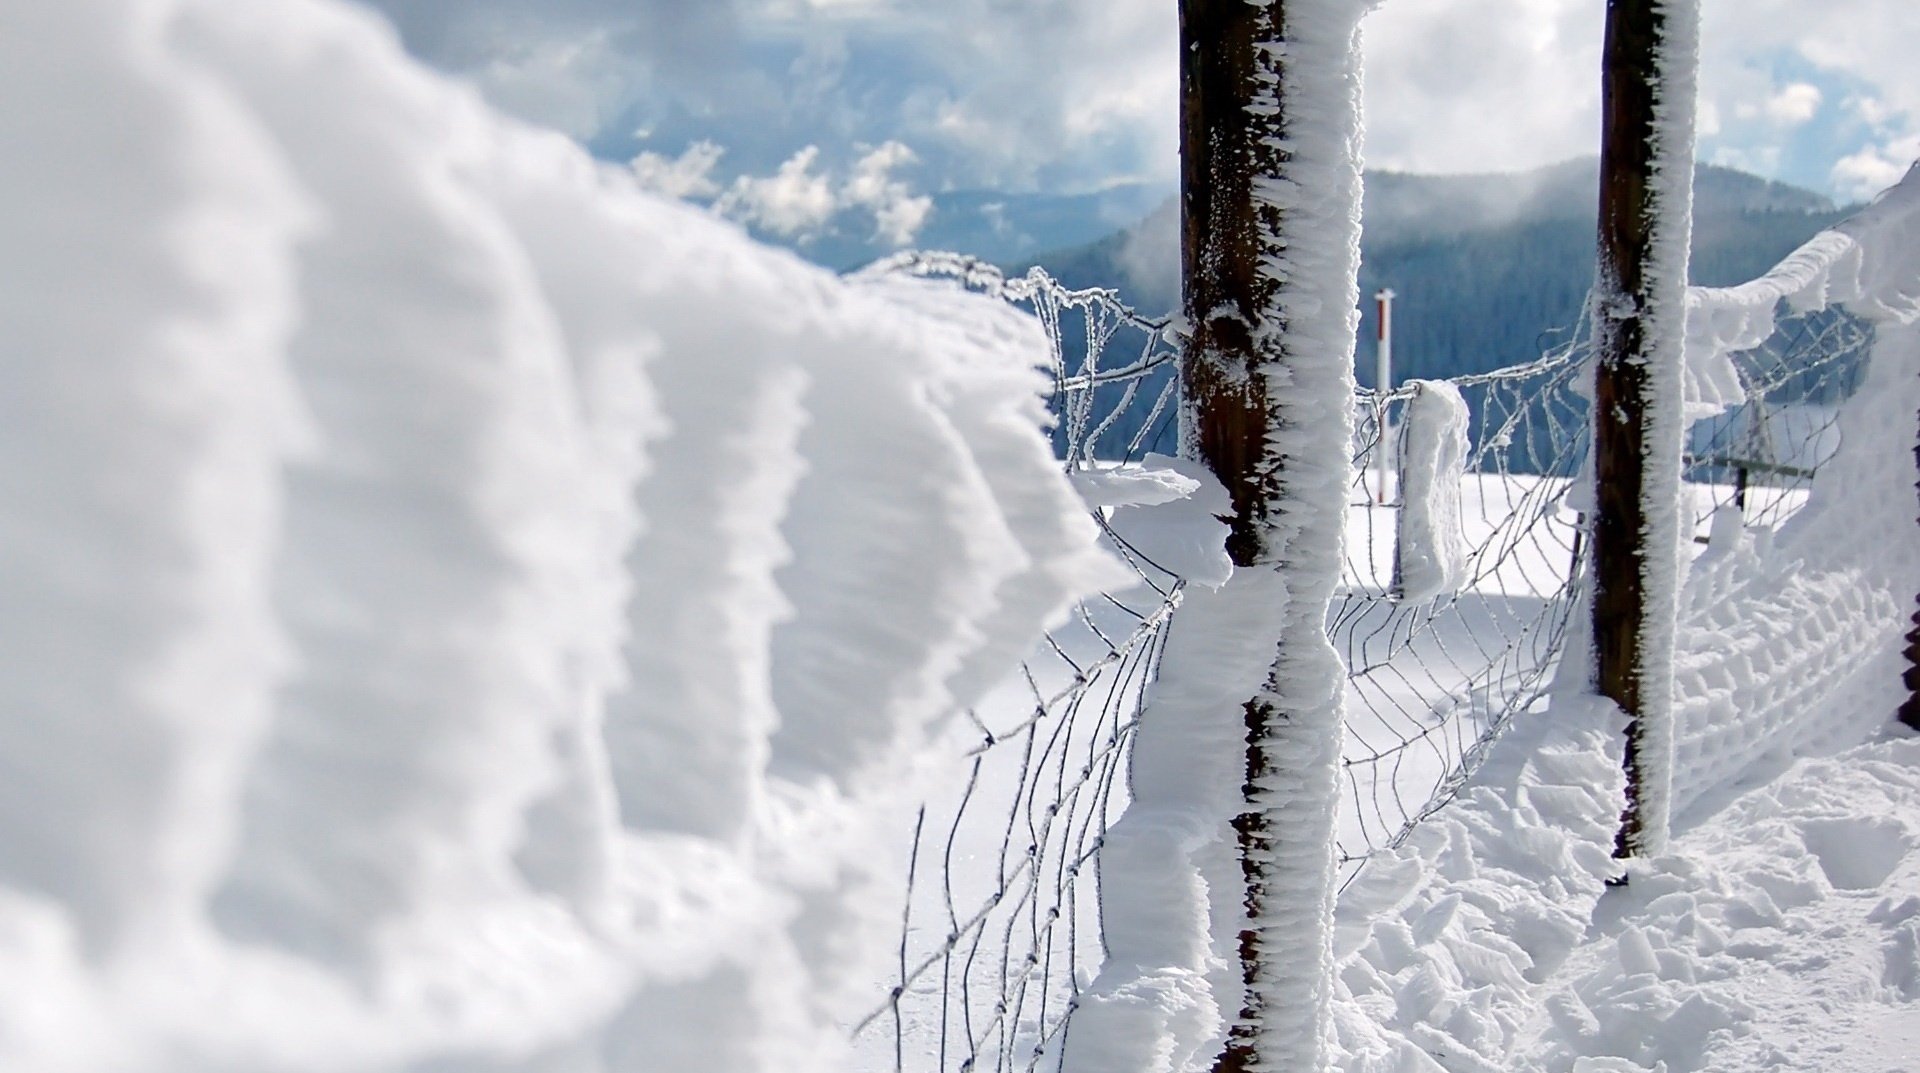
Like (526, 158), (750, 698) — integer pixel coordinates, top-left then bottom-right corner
(1376, 288), (1396, 505)
(1900, 383), (1920, 730)
(1590, 0), (1700, 860)
(1180, 1), (1367, 1070)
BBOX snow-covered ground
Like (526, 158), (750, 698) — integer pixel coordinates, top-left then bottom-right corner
(1520, 735), (1920, 1073)
(9, 2), (1920, 1072)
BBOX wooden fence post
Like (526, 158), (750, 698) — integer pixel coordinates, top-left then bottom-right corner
(1179, 1), (1367, 1069)
(1590, 0), (1700, 859)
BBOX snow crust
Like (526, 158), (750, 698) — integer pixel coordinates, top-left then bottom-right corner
(1392, 381), (1470, 603)
(0, 2), (1118, 1069)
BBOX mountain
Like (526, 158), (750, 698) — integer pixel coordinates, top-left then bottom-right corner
(1019, 160), (1851, 386)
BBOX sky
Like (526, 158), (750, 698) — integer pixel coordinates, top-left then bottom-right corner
(351, 0), (1920, 246)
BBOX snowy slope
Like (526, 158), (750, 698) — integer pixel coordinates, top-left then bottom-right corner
(0, 2), (1120, 1070)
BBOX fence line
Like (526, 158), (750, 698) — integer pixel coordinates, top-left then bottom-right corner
(849, 257), (1184, 1073)
(852, 199), (1904, 1066)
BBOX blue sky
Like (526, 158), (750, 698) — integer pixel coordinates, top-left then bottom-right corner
(350, 0), (1919, 245)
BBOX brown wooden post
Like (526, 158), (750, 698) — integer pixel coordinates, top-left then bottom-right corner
(1591, 0), (1700, 859)
(1180, 8), (1283, 1068)
(1181, 0), (1274, 570)
(1180, 1), (1366, 1069)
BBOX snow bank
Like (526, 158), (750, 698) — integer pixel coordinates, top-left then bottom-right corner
(0, 1), (1117, 1069)
(1518, 735), (1920, 1073)
(1668, 315), (1920, 823)
(1392, 381), (1470, 603)
(1663, 161), (1920, 825)
(1329, 696), (1630, 1073)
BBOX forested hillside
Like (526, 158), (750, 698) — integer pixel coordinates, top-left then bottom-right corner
(1024, 159), (1851, 384)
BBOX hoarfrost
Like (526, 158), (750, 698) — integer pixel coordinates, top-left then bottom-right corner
(1392, 380), (1470, 603)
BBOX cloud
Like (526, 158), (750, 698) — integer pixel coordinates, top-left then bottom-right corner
(347, 0), (1920, 203)
(1696, 0), (1920, 197)
(1762, 82), (1822, 126)
(1361, 0), (1602, 175)
(842, 142), (932, 245)
(718, 146), (839, 236)
(1832, 133), (1920, 201)
(631, 140), (725, 199)
(635, 139), (932, 246)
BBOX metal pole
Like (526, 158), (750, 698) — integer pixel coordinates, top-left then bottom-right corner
(1376, 288), (1396, 504)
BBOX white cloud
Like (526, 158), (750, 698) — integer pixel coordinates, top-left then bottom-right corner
(630, 140), (725, 199)
(654, 140), (933, 246)
(1360, 0), (1602, 175)
(1762, 82), (1822, 127)
(718, 146), (839, 237)
(1698, 0), (1920, 190)
(1832, 133), (1920, 201)
(351, 0), (1920, 201)
(844, 141), (932, 245)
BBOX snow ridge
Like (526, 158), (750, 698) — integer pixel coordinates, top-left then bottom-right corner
(0, 2), (1119, 1069)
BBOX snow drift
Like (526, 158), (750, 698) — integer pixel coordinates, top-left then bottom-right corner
(0, 1), (1118, 1070)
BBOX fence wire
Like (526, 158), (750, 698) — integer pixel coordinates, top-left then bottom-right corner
(851, 255), (1184, 1073)
(851, 255), (1877, 1068)
(1682, 304), (1873, 536)
(1332, 330), (1591, 884)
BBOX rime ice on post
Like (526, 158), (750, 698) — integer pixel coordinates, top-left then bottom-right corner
(1068, 1), (1375, 1070)
(1588, 0), (1702, 859)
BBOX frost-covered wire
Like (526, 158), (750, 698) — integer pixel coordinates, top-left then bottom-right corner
(1680, 305), (1873, 535)
(849, 258), (1185, 1073)
(1333, 329), (1592, 885)
(852, 240), (1883, 1066)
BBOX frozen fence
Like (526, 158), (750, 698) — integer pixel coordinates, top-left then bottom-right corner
(850, 255), (1188, 1072)
(1333, 341), (1591, 884)
(1681, 306), (1872, 535)
(855, 163), (1920, 1068)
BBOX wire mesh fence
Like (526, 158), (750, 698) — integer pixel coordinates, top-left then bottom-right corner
(849, 253), (1881, 1069)
(850, 255), (1185, 1073)
(1332, 336), (1591, 883)
(1682, 304), (1873, 537)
